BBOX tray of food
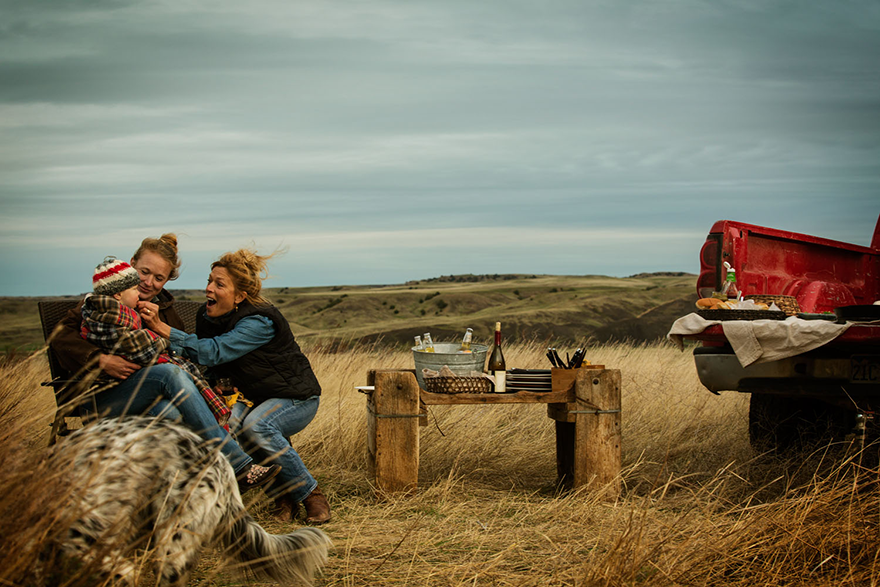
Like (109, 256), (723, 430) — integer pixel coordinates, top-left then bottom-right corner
(696, 297), (787, 320)
(697, 309), (788, 321)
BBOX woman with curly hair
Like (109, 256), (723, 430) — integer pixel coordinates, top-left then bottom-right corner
(145, 248), (330, 525)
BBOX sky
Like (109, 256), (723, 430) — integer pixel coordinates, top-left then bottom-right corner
(1, 0), (878, 296)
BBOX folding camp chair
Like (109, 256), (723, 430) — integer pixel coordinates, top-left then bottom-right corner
(39, 300), (96, 445)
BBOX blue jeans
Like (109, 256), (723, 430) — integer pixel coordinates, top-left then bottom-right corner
(230, 396), (320, 503)
(93, 363), (252, 473)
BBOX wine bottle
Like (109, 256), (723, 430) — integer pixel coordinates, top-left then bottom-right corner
(459, 328), (473, 353)
(423, 333), (435, 353)
(488, 322), (506, 392)
(414, 335), (424, 351)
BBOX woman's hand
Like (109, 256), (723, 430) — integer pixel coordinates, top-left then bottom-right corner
(138, 301), (160, 325)
(138, 301), (172, 339)
(99, 354), (141, 380)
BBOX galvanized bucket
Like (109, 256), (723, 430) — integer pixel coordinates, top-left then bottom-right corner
(412, 342), (488, 390)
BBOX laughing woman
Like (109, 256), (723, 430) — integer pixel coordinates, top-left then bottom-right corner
(143, 248), (330, 525)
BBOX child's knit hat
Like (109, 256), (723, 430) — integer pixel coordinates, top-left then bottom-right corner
(93, 256), (140, 296)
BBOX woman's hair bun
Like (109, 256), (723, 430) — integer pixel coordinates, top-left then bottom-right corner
(159, 233), (178, 252)
(133, 233), (182, 281)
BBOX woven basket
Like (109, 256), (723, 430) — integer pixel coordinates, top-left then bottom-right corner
(424, 376), (492, 394)
(744, 294), (800, 316)
(698, 309), (787, 321)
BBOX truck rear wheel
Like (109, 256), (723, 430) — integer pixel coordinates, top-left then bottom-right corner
(748, 394), (854, 452)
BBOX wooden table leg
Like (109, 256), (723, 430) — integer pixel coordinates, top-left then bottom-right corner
(555, 420), (575, 487)
(366, 370), (421, 495)
(572, 369), (621, 499)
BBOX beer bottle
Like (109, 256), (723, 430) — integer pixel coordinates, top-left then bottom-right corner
(459, 328), (473, 353)
(423, 333), (435, 353)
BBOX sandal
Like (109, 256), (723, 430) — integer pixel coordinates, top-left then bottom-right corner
(237, 463), (282, 495)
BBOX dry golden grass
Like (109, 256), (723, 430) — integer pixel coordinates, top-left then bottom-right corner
(1, 341), (878, 586)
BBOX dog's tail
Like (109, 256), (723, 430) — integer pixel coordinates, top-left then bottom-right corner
(219, 506), (331, 584)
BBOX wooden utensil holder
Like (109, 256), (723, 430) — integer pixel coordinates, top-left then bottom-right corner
(551, 366), (606, 393)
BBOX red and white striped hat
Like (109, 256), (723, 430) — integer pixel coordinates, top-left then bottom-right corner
(93, 257), (140, 296)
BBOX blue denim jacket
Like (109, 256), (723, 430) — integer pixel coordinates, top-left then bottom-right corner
(169, 314), (274, 367)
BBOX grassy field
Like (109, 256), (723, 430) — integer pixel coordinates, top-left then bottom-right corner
(2, 339), (877, 586)
(0, 272), (697, 352)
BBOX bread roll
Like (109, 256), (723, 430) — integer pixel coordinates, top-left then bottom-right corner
(696, 297), (725, 310)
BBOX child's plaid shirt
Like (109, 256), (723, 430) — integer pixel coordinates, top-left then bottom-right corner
(80, 294), (231, 427)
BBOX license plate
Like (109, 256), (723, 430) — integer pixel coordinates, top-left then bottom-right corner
(850, 355), (880, 383)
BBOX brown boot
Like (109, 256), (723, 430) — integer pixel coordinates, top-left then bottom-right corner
(271, 495), (300, 523)
(302, 486), (331, 525)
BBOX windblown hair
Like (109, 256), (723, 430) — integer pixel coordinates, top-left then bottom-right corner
(133, 233), (182, 281)
(211, 247), (284, 307)
(46, 417), (330, 586)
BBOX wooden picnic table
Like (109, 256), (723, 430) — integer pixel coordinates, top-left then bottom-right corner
(358, 367), (621, 499)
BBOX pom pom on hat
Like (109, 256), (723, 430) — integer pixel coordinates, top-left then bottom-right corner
(93, 256), (140, 296)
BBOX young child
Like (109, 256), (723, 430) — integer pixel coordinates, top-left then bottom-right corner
(80, 257), (230, 427)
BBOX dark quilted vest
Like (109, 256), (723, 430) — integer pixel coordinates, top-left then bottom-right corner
(196, 300), (321, 406)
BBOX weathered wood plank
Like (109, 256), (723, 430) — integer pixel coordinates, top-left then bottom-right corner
(547, 367), (607, 423)
(572, 369), (622, 499)
(368, 370), (421, 494)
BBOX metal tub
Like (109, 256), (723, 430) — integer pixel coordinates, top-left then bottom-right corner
(412, 343), (488, 390)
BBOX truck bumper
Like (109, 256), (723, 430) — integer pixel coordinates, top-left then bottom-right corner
(694, 352), (800, 394)
(694, 348), (880, 408)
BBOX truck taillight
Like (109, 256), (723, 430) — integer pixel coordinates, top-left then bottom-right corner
(701, 238), (718, 268)
(698, 235), (723, 293)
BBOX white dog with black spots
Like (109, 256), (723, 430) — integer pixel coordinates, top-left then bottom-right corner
(48, 416), (330, 586)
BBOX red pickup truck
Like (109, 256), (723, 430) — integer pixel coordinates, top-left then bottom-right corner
(685, 214), (880, 450)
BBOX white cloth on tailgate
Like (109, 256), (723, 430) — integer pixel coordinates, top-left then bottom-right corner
(667, 313), (852, 367)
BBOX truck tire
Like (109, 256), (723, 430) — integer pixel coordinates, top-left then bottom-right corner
(748, 394), (854, 452)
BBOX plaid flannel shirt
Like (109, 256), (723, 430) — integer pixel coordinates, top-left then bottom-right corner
(80, 294), (230, 427)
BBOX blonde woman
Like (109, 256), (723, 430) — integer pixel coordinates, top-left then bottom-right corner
(54, 234), (185, 380)
(145, 248), (330, 524)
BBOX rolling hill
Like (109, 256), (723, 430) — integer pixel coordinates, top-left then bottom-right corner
(0, 273), (696, 352)
(1, 273), (698, 353)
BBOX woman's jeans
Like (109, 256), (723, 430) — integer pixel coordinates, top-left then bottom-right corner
(229, 396), (320, 503)
(93, 363), (252, 473)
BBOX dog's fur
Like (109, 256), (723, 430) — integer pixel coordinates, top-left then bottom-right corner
(49, 417), (330, 586)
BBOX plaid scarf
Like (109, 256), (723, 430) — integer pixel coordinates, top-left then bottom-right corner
(81, 294), (231, 427)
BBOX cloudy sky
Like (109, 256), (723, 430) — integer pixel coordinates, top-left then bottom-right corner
(1, 0), (878, 296)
